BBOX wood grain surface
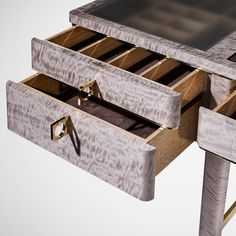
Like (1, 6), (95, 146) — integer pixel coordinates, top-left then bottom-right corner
(80, 37), (124, 58)
(214, 90), (236, 117)
(197, 107), (236, 164)
(172, 70), (206, 107)
(199, 152), (230, 236)
(109, 47), (152, 69)
(148, 96), (201, 175)
(70, 1), (236, 80)
(140, 58), (181, 81)
(32, 37), (181, 128)
(6, 80), (157, 201)
(198, 75), (235, 236)
(48, 26), (97, 48)
(208, 74), (236, 109)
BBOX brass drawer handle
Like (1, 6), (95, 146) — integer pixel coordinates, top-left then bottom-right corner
(51, 117), (69, 141)
(51, 116), (80, 155)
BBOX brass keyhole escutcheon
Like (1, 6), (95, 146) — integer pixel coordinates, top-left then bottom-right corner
(78, 80), (101, 105)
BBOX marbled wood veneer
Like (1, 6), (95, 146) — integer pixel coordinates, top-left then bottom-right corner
(32, 38), (181, 128)
(198, 107), (236, 163)
(70, 0), (236, 80)
(199, 152), (230, 236)
(209, 74), (236, 109)
(198, 74), (234, 236)
(6, 81), (157, 201)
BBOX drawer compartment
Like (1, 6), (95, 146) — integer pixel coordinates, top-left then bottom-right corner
(7, 76), (156, 201)
(32, 26), (206, 128)
(197, 90), (236, 163)
(7, 74), (202, 200)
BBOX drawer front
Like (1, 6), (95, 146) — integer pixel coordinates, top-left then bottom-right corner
(6, 81), (156, 201)
(32, 37), (181, 128)
(197, 91), (236, 163)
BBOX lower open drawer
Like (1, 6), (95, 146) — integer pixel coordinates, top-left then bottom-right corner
(197, 90), (236, 163)
(7, 74), (202, 201)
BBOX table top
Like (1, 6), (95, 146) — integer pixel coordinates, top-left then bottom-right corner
(88, 0), (236, 51)
(70, 0), (236, 80)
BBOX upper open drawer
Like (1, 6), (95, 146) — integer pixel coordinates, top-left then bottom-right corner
(197, 90), (236, 163)
(32, 26), (206, 128)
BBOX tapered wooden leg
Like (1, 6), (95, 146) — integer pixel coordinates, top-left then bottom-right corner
(199, 152), (230, 236)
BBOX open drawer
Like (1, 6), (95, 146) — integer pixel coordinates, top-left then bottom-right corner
(197, 90), (236, 163)
(32, 25), (206, 128)
(7, 74), (202, 201)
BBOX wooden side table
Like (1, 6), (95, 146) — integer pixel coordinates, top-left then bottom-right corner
(5, 0), (236, 234)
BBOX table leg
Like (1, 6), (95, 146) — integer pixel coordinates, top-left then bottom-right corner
(199, 152), (230, 236)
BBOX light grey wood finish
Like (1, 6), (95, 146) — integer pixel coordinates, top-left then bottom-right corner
(6, 80), (157, 201)
(198, 107), (236, 163)
(199, 152), (230, 236)
(31, 37), (181, 128)
(69, 0), (236, 80)
(208, 30), (236, 65)
(198, 75), (235, 236)
(209, 74), (236, 109)
(199, 81), (236, 234)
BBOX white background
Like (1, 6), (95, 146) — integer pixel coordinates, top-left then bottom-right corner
(0, 1), (235, 235)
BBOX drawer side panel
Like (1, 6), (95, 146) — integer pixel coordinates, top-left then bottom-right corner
(6, 81), (156, 201)
(197, 107), (236, 163)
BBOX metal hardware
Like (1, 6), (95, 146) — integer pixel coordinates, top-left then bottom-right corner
(51, 117), (69, 141)
(78, 80), (101, 105)
(223, 201), (236, 228)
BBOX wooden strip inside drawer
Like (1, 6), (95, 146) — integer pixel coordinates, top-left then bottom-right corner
(139, 58), (181, 80)
(109, 47), (154, 70)
(33, 36), (181, 128)
(22, 74), (202, 176)
(33, 25), (208, 127)
(48, 26), (99, 48)
(46, 25), (206, 109)
(79, 37), (125, 59)
(213, 90), (236, 117)
(172, 69), (206, 108)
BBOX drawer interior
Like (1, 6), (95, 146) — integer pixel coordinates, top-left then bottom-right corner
(231, 112), (236, 119)
(213, 89), (236, 117)
(22, 74), (202, 175)
(23, 74), (160, 139)
(48, 26), (206, 108)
